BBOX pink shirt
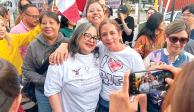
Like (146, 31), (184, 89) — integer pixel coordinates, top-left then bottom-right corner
(10, 21), (30, 59)
(10, 21), (29, 34)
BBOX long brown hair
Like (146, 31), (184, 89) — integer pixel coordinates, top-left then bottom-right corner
(162, 61), (194, 112)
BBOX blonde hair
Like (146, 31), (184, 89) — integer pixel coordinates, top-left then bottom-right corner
(0, 16), (12, 49)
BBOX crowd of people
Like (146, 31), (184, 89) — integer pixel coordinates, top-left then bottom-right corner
(1, 0), (194, 112)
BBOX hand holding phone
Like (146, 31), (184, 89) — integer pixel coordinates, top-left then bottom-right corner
(129, 70), (173, 95)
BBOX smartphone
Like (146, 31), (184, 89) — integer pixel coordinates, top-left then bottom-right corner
(129, 70), (173, 95)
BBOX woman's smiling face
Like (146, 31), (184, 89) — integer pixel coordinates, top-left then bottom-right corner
(86, 2), (105, 27)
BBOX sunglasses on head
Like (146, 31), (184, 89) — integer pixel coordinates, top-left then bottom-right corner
(168, 36), (189, 44)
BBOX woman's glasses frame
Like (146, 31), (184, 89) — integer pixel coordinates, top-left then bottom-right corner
(82, 32), (99, 41)
(168, 36), (189, 44)
(25, 13), (40, 19)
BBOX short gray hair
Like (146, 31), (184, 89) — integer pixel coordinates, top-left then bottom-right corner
(69, 22), (98, 57)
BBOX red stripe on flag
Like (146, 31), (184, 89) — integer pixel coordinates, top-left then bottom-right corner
(76, 0), (87, 12)
(62, 2), (81, 23)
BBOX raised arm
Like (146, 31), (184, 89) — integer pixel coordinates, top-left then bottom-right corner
(120, 14), (134, 36)
(10, 25), (41, 47)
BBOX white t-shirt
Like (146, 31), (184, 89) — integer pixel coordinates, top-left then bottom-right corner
(98, 44), (145, 101)
(44, 53), (102, 112)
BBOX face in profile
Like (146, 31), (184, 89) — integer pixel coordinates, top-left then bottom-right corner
(166, 30), (189, 55)
(41, 15), (60, 40)
(0, 18), (7, 40)
(86, 2), (105, 27)
(147, 9), (155, 19)
(100, 23), (122, 51)
(78, 26), (97, 54)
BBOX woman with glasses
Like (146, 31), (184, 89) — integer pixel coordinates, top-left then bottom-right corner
(49, 1), (105, 64)
(144, 20), (193, 68)
(44, 22), (102, 112)
(144, 20), (194, 112)
(49, 15), (147, 112)
(15, 0), (32, 25)
(0, 59), (22, 112)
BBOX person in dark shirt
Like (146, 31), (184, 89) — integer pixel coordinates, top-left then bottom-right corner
(115, 5), (134, 47)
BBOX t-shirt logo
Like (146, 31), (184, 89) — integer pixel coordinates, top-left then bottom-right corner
(108, 58), (123, 73)
(72, 68), (81, 75)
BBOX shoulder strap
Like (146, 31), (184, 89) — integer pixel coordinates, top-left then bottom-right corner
(35, 58), (49, 74)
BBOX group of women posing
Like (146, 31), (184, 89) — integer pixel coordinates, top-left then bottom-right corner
(45, 1), (146, 112)
(45, 1), (194, 112)
(0, 1), (193, 112)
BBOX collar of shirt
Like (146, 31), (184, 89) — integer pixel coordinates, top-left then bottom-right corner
(20, 21), (30, 31)
(163, 48), (179, 62)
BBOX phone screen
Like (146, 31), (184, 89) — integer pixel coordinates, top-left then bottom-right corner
(129, 70), (173, 95)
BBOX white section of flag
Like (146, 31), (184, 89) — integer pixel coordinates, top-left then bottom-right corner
(56, 0), (75, 12)
(56, 0), (80, 23)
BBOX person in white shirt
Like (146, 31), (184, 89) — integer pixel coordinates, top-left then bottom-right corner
(97, 19), (146, 112)
(44, 22), (102, 112)
(48, 19), (147, 112)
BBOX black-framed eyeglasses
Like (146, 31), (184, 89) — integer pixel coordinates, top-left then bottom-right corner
(168, 36), (189, 44)
(82, 32), (98, 41)
(25, 13), (40, 19)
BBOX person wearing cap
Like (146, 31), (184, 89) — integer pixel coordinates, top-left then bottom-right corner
(115, 5), (135, 47)
(138, 7), (157, 32)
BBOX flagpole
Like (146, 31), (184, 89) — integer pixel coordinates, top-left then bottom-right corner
(154, 0), (159, 11)
(170, 0), (176, 22)
(36, 0), (38, 8)
(42, 0), (46, 11)
(163, 0), (171, 19)
(51, 0), (55, 12)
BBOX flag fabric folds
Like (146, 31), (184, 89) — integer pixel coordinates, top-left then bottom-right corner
(76, 0), (87, 12)
(56, 0), (81, 23)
